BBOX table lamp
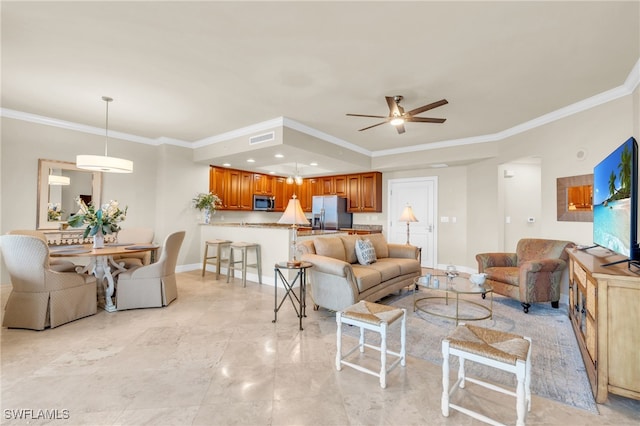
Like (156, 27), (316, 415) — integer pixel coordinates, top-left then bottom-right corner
(278, 195), (310, 266)
(399, 205), (418, 245)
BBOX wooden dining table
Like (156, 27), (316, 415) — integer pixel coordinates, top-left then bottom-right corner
(49, 243), (159, 312)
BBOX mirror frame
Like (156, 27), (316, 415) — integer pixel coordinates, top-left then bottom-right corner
(556, 173), (593, 222)
(37, 159), (103, 229)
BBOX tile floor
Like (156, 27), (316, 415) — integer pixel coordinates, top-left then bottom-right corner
(1, 270), (639, 425)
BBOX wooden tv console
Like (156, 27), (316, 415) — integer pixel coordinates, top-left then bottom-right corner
(566, 247), (640, 403)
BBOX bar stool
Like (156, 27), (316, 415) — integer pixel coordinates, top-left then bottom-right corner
(226, 242), (262, 287)
(202, 239), (232, 279)
(441, 323), (532, 426)
(336, 300), (406, 388)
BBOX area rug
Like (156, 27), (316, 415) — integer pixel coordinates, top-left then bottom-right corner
(344, 290), (598, 413)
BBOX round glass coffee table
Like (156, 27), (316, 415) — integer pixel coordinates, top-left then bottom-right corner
(413, 274), (493, 325)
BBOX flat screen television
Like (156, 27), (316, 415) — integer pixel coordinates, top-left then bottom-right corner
(592, 136), (640, 267)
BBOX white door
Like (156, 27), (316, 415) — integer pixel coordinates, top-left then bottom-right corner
(388, 177), (437, 268)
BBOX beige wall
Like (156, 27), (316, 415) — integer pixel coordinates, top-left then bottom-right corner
(1, 87), (639, 293)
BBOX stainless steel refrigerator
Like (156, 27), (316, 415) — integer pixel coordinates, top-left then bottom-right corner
(311, 195), (353, 230)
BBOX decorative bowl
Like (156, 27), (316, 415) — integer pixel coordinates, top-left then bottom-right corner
(469, 273), (487, 286)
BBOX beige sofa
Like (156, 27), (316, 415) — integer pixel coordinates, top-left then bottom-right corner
(297, 234), (421, 312)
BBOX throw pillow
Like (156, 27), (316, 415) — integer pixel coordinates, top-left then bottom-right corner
(355, 239), (377, 265)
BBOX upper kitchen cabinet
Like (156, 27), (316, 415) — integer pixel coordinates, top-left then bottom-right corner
(254, 173), (275, 195)
(210, 166), (229, 210)
(315, 175), (347, 196)
(346, 172), (382, 213)
(210, 167), (253, 210)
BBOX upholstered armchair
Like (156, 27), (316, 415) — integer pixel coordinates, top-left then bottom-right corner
(8, 230), (78, 272)
(476, 238), (574, 313)
(111, 227), (155, 268)
(1, 235), (97, 330)
(115, 231), (185, 310)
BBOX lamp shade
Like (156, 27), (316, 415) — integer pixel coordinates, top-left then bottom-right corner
(48, 175), (70, 185)
(76, 154), (134, 173)
(278, 196), (310, 226)
(399, 205), (418, 222)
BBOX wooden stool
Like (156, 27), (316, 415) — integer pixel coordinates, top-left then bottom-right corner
(202, 239), (232, 279)
(226, 242), (262, 287)
(336, 300), (406, 388)
(441, 323), (532, 426)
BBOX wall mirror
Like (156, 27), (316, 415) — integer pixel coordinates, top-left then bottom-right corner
(557, 174), (593, 222)
(37, 159), (102, 229)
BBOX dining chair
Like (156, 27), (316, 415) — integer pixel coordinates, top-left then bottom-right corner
(1, 235), (97, 330)
(115, 230), (185, 310)
(8, 229), (78, 272)
(111, 227), (155, 268)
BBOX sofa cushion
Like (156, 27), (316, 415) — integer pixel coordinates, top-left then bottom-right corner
(355, 239), (377, 265)
(367, 233), (389, 258)
(339, 235), (360, 264)
(314, 237), (346, 261)
(351, 265), (383, 292)
(377, 257), (421, 275)
(485, 266), (519, 286)
(364, 261), (400, 282)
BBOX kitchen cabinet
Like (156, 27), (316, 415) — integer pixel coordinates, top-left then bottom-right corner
(346, 172), (382, 212)
(209, 167), (229, 209)
(566, 248), (640, 403)
(253, 173), (274, 195)
(316, 175), (347, 196)
(224, 169), (253, 210)
(273, 177), (288, 211)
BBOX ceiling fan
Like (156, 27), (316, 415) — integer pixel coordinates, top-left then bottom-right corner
(346, 95), (447, 134)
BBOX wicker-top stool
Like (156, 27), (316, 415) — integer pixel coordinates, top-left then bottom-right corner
(441, 323), (532, 426)
(336, 300), (406, 388)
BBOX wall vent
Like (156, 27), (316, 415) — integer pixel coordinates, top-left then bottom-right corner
(249, 132), (275, 145)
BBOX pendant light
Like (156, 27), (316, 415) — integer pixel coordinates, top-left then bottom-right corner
(76, 96), (133, 173)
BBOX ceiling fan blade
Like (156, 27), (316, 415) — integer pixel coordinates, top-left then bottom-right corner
(395, 124), (406, 134)
(385, 96), (401, 117)
(346, 113), (387, 119)
(407, 117), (447, 123)
(406, 99), (448, 117)
(358, 121), (388, 131)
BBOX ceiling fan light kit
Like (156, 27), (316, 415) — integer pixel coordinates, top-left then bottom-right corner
(346, 95), (448, 134)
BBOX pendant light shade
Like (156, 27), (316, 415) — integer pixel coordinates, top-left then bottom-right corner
(76, 96), (133, 173)
(48, 175), (70, 185)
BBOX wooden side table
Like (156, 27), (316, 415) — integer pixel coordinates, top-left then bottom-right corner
(273, 261), (313, 330)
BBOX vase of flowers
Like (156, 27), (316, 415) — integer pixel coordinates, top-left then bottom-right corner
(67, 198), (128, 248)
(47, 203), (64, 221)
(192, 192), (222, 224)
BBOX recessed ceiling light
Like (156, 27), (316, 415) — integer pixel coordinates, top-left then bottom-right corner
(222, 163), (231, 167)
(274, 154), (284, 158)
(269, 171), (276, 174)
(430, 163), (448, 168)
(247, 159), (255, 163)
(310, 162), (318, 166)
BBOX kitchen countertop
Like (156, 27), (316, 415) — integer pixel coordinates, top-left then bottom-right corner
(205, 222), (382, 234)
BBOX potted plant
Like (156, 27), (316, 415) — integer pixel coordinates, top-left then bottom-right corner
(192, 192), (222, 224)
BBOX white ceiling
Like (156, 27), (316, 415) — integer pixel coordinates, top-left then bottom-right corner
(2, 1), (639, 175)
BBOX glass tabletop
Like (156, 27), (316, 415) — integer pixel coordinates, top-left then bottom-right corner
(414, 274), (492, 294)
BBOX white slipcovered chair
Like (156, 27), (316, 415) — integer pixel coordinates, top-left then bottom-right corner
(1, 235), (97, 330)
(111, 227), (155, 268)
(115, 230), (185, 310)
(8, 230), (78, 272)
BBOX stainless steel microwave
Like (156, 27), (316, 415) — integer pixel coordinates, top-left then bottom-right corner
(253, 194), (275, 211)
